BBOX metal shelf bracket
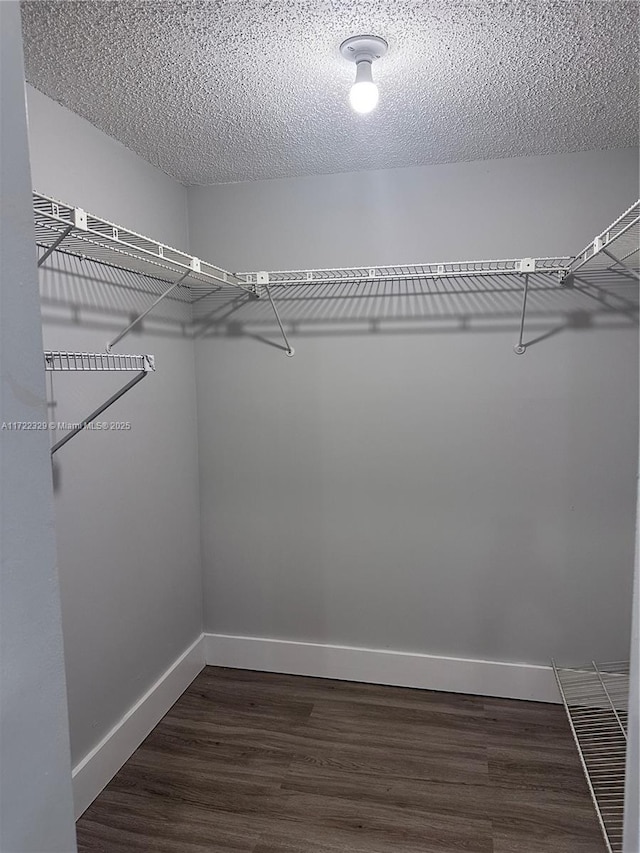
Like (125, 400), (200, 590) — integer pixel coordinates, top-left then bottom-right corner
(258, 272), (295, 357)
(106, 269), (191, 352)
(37, 206), (87, 267)
(513, 259), (536, 355)
(600, 245), (640, 283)
(37, 223), (73, 267)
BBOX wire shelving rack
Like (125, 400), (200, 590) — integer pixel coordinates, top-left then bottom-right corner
(231, 202), (637, 354)
(239, 256), (571, 287)
(44, 351), (155, 455)
(33, 194), (639, 446)
(35, 191), (639, 359)
(552, 660), (630, 853)
(34, 192), (254, 294)
(44, 351), (154, 373)
(33, 190), (257, 453)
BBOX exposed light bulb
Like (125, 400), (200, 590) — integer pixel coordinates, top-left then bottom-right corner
(340, 36), (387, 116)
(349, 62), (378, 113)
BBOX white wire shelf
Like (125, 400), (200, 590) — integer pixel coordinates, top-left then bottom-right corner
(44, 351), (155, 454)
(34, 192), (255, 296)
(35, 193), (638, 359)
(239, 257), (571, 287)
(236, 202), (638, 291)
(569, 201), (640, 278)
(44, 351), (155, 372)
(553, 660), (629, 853)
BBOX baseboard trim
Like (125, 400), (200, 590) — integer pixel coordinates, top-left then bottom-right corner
(204, 633), (559, 704)
(72, 633), (205, 819)
(70, 632), (559, 817)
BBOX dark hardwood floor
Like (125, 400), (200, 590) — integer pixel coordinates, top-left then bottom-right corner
(76, 667), (606, 853)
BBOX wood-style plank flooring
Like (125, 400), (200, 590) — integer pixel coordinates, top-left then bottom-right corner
(76, 667), (606, 853)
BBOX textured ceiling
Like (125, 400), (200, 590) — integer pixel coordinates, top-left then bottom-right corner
(21, 0), (639, 185)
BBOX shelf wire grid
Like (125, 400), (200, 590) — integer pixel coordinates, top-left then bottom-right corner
(553, 660), (630, 853)
(44, 351), (155, 372)
(569, 201), (640, 276)
(34, 192), (254, 296)
(34, 192), (638, 350)
(238, 257), (571, 288)
(192, 268), (613, 328)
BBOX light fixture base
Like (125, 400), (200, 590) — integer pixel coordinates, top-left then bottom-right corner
(340, 35), (388, 64)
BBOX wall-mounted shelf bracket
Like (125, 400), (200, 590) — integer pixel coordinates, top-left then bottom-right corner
(44, 350), (155, 455)
(106, 268), (192, 352)
(37, 207), (87, 267)
(37, 223), (73, 267)
(513, 259), (535, 355)
(258, 272), (295, 357)
(600, 246), (640, 283)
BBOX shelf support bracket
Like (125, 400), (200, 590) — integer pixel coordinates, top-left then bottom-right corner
(106, 269), (191, 351)
(600, 246), (640, 282)
(513, 259), (535, 355)
(37, 224), (74, 267)
(259, 273), (294, 357)
(50, 370), (149, 455)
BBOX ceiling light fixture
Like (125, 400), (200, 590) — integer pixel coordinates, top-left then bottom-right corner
(340, 35), (388, 115)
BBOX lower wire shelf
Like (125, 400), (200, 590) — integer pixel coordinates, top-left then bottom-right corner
(44, 350), (155, 455)
(552, 660), (629, 853)
(44, 350), (154, 372)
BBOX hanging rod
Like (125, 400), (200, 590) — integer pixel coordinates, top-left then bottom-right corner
(44, 351), (155, 455)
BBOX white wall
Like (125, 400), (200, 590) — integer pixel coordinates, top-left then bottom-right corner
(26, 87), (203, 772)
(189, 149), (639, 669)
(188, 149), (639, 268)
(0, 5), (76, 850)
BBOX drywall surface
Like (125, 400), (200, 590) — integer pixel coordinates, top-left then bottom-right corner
(0, 3), (76, 850)
(27, 89), (202, 768)
(190, 149), (639, 668)
(188, 149), (639, 266)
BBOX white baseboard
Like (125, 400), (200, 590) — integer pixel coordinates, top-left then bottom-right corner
(71, 632), (559, 818)
(72, 633), (205, 819)
(204, 633), (559, 704)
